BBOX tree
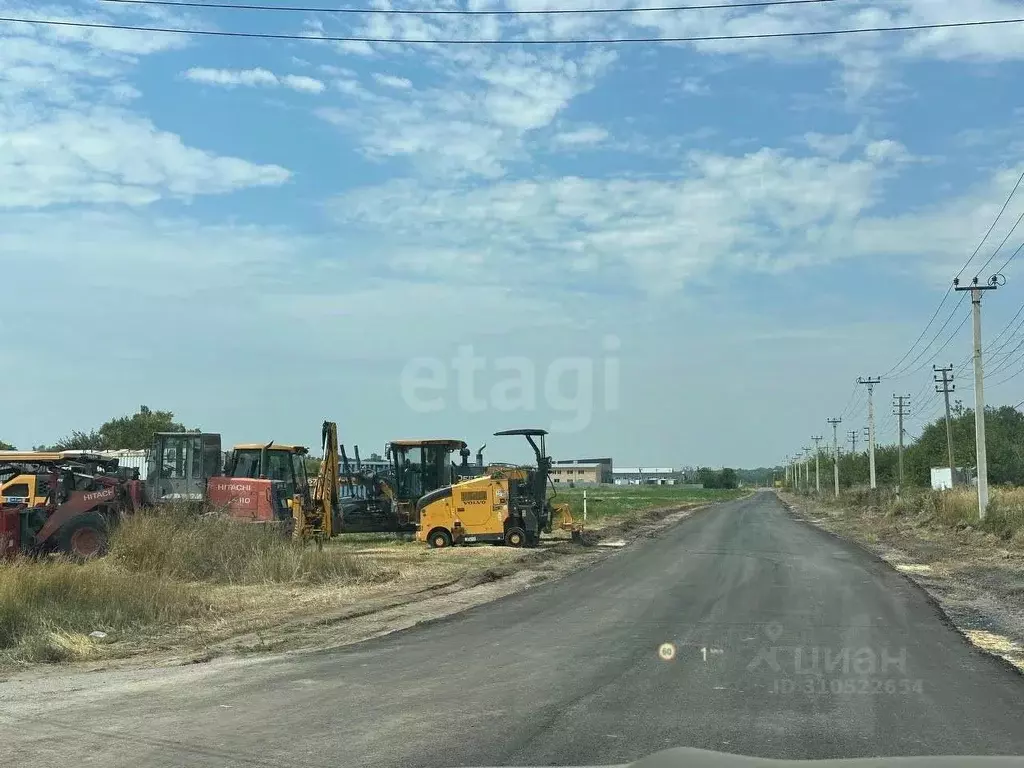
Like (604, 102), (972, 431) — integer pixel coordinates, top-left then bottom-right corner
(0, 440), (14, 450)
(48, 406), (194, 451)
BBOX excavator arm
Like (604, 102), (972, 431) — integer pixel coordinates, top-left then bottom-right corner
(306, 421), (341, 540)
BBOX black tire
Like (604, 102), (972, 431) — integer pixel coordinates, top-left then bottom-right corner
(505, 526), (526, 548)
(427, 528), (452, 549)
(54, 513), (110, 560)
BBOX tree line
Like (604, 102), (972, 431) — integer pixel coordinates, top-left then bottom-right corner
(2, 406), (193, 452)
(792, 405), (1024, 488)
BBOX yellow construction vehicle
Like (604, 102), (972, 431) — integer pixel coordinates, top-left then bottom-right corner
(415, 429), (582, 548)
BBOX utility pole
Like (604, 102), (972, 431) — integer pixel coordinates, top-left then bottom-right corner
(857, 377), (881, 490)
(934, 363), (956, 487)
(827, 417), (842, 498)
(802, 447), (812, 489)
(954, 276), (998, 518)
(848, 430), (858, 455)
(893, 394), (911, 488)
(811, 436), (823, 493)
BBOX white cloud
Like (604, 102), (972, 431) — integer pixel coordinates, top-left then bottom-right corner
(680, 77), (710, 96)
(552, 126), (609, 147)
(319, 48), (615, 178)
(185, 67), (279, 88)
(372, 73), (413, 89)
(184, 68), (326, 93)
(0, 3), (293, 209)
(0, 106), (290, 208)
(329, 143), (903, 293)
(327, 141), (1018, 295)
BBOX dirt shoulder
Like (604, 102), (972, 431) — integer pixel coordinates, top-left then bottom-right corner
(779, 491), (1024, 672)
(1, 499), (722, 680)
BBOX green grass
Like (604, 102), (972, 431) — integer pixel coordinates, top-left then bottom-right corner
(550, 485), (745, 523)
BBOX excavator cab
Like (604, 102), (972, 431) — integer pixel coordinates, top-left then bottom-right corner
(224, 443), (312, 516)
(147, 433), (223, 504)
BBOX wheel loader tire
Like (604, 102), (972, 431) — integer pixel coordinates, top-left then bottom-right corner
(55, 513), (110, 560)
(427, 528), (452, 549)
(505, 527), (526, 548)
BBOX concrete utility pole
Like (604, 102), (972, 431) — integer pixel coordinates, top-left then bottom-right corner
(802, 447), (812, 488)
(827, 417), (842, 498)
(857, 377), (881, 490)
(934, 363), (957, 487)
(893, 394), (911, 488)
(954, 276), (998, 518)
(811, 436), (823, 493)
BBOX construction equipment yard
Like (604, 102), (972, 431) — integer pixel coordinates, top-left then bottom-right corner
(0, 476), (741, 668)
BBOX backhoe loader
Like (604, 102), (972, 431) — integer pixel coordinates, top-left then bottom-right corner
(415, 429), (583, 548)
(149, 424), (343, 540)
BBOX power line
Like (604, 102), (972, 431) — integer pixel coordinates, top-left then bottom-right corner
(3, 13), (1024, 45)
(98, 0), (842, 16)
(888, 294), (970, 379)
(973, 207), (1024, 279)
(884, 167), (1024, 379)
(957, 167), (1024, 281)
(880, 287), (953, 379)
(993, 239), (1024, 278)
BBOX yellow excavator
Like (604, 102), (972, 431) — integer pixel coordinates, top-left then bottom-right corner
(294, 421), (341, 540)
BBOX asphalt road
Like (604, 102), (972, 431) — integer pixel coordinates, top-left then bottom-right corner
(4, 491), (1024, 767)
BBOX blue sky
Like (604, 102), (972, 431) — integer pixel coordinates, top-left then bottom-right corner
(2, 0), (1024, 467)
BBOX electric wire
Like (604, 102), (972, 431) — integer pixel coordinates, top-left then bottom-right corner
(97, 0), (845, 16)
(2, 13), (1023, 44)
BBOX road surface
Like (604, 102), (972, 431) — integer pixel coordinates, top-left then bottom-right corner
(3, 491), (1024, 767)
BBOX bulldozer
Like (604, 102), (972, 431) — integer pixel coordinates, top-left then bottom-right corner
(415, 429), (583, 548)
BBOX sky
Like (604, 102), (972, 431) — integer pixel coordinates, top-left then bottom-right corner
(2, 0), (1024, 468)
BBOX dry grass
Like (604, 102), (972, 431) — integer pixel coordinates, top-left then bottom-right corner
(0, 557), (206, 663)
(111, 510), (398, 585)
(0, 508), (404, 665)
(804, 486), (1024, 545)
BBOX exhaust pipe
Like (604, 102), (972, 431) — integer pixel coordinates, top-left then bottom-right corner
(476, 444), (486, 467)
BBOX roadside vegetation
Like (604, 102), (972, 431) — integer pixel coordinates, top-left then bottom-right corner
(0, 506), (402, 665)
(790, 485), (1024, 545)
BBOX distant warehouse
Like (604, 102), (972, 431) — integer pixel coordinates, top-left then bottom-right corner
(613, 467), (690, 486)
(551, 458), (613, 485)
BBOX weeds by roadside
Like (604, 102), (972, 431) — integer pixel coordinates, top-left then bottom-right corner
(112, 509), (398, 585)
(793, 486), (1024, 546)
(0, 557), (207, 663)
(0, 506), (401, 665)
